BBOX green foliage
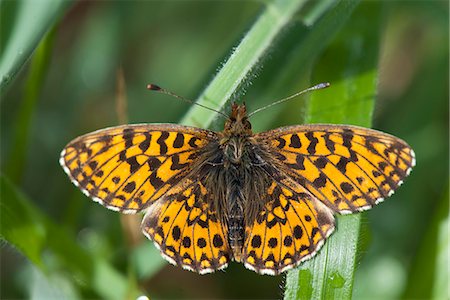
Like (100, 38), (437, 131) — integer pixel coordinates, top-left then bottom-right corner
(1, 1), (448, 299)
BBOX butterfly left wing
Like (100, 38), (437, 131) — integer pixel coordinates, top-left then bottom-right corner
(255, 124), (416, 214)
(142, 179), (231, 273)
(60, 124), (215, 213)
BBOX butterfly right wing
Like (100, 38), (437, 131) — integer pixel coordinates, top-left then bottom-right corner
(142, 179), (231, 274)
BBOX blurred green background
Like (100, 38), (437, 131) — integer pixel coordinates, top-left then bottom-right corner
(1, 1), (448, 299)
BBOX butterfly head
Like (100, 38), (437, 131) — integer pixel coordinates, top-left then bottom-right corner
(224, 102), (252, 136)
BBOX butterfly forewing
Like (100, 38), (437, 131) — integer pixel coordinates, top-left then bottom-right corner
(60, 124), (215, 213)
(256, 124), (416, 214)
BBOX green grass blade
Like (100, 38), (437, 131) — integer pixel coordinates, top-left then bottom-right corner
(5, 27), (55, 182)
(284, 2), (381, 299)
(180, 0), (309, 127)
(0, 0), (72, 95)
(0, 175), (142, 299)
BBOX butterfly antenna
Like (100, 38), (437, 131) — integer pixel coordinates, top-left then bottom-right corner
(146, 84), (228, 118)
(248, 82), (331, 117)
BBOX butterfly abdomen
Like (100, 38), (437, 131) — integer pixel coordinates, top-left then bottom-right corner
(221, 135), (255, 261)
(227, 185), (245, 262)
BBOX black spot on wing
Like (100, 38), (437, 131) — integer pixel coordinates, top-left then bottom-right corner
(123, 181), (136, 193)
(336, 157), (350, 173)
(251, 235), (262, 248)
(342, 129), (354, 149)
(197, 238), (207, 248)
(213, 234), (224, 248)
(314, 157), (328, 169)
(173, 133), (185, 148)
(324, 132), (335, 152)
(182, 236), (191, 248)
(126, 156), (140, 174)
(283, 236), (293, 246)
(123, 128), (135, 148)
(157, 131), (169, 154)
(188, 136), (200, 148)
(147, 157), (162, 171)
(313, 173), (327, 188)
(289, 135), (301, 148)
(268, 238), (278, 248)
(170, 154), (188, 171)
(276, 137), (286, 149)
(88, 161), (98, 170)
(340, 182), (354, 194)
(149, 172), (164, 189)
(305, 132), (318, 155)
(293, 225), (303, 239)
(139, 132), (151, 152)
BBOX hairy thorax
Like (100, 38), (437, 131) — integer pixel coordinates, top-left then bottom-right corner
(195, 103), (274, 261)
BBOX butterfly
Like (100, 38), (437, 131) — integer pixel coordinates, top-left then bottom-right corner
(60, 84), (415, 275)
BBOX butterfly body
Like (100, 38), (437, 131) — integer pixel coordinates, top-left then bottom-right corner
(60, 102), (415, 275)
(198, 103), (274, 261)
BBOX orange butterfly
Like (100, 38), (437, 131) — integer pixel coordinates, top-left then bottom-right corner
(60, 84), (415, 275)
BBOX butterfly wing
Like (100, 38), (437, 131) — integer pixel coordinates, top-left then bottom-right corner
(60, 124), (215, 213)
(242, 177), (335, 275)
(142, 179), (231, 273)
(255, 124), (416, 214)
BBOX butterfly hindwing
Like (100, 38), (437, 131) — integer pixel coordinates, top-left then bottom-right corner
(242, 179), (335, 275)
(60, 124), (215, 213)
(256, 124), (416, 214)
(142, 180), (231, 273)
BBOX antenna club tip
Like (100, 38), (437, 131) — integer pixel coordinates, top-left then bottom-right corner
(317, 82), (331, 89)
(147, 83), (161, 91)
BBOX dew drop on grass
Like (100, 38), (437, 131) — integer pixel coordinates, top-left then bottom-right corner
(329, 271), (345, 288)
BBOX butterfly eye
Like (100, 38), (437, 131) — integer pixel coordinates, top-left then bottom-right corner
(244, 119), (252, 130)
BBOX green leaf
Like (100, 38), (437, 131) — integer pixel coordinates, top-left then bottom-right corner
(0, 176), (46, 268)
(0, 0), (72, 94)
(284, 2), (381, 299)
(0, 175), (142, 299)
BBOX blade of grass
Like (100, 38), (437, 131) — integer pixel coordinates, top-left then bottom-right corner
(180, 0), (309, 128)
(0, 0), (72, 95)
(0, 175), (142, 299)
(284, 2), (381, 299)
(5, 27), (55, 183)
